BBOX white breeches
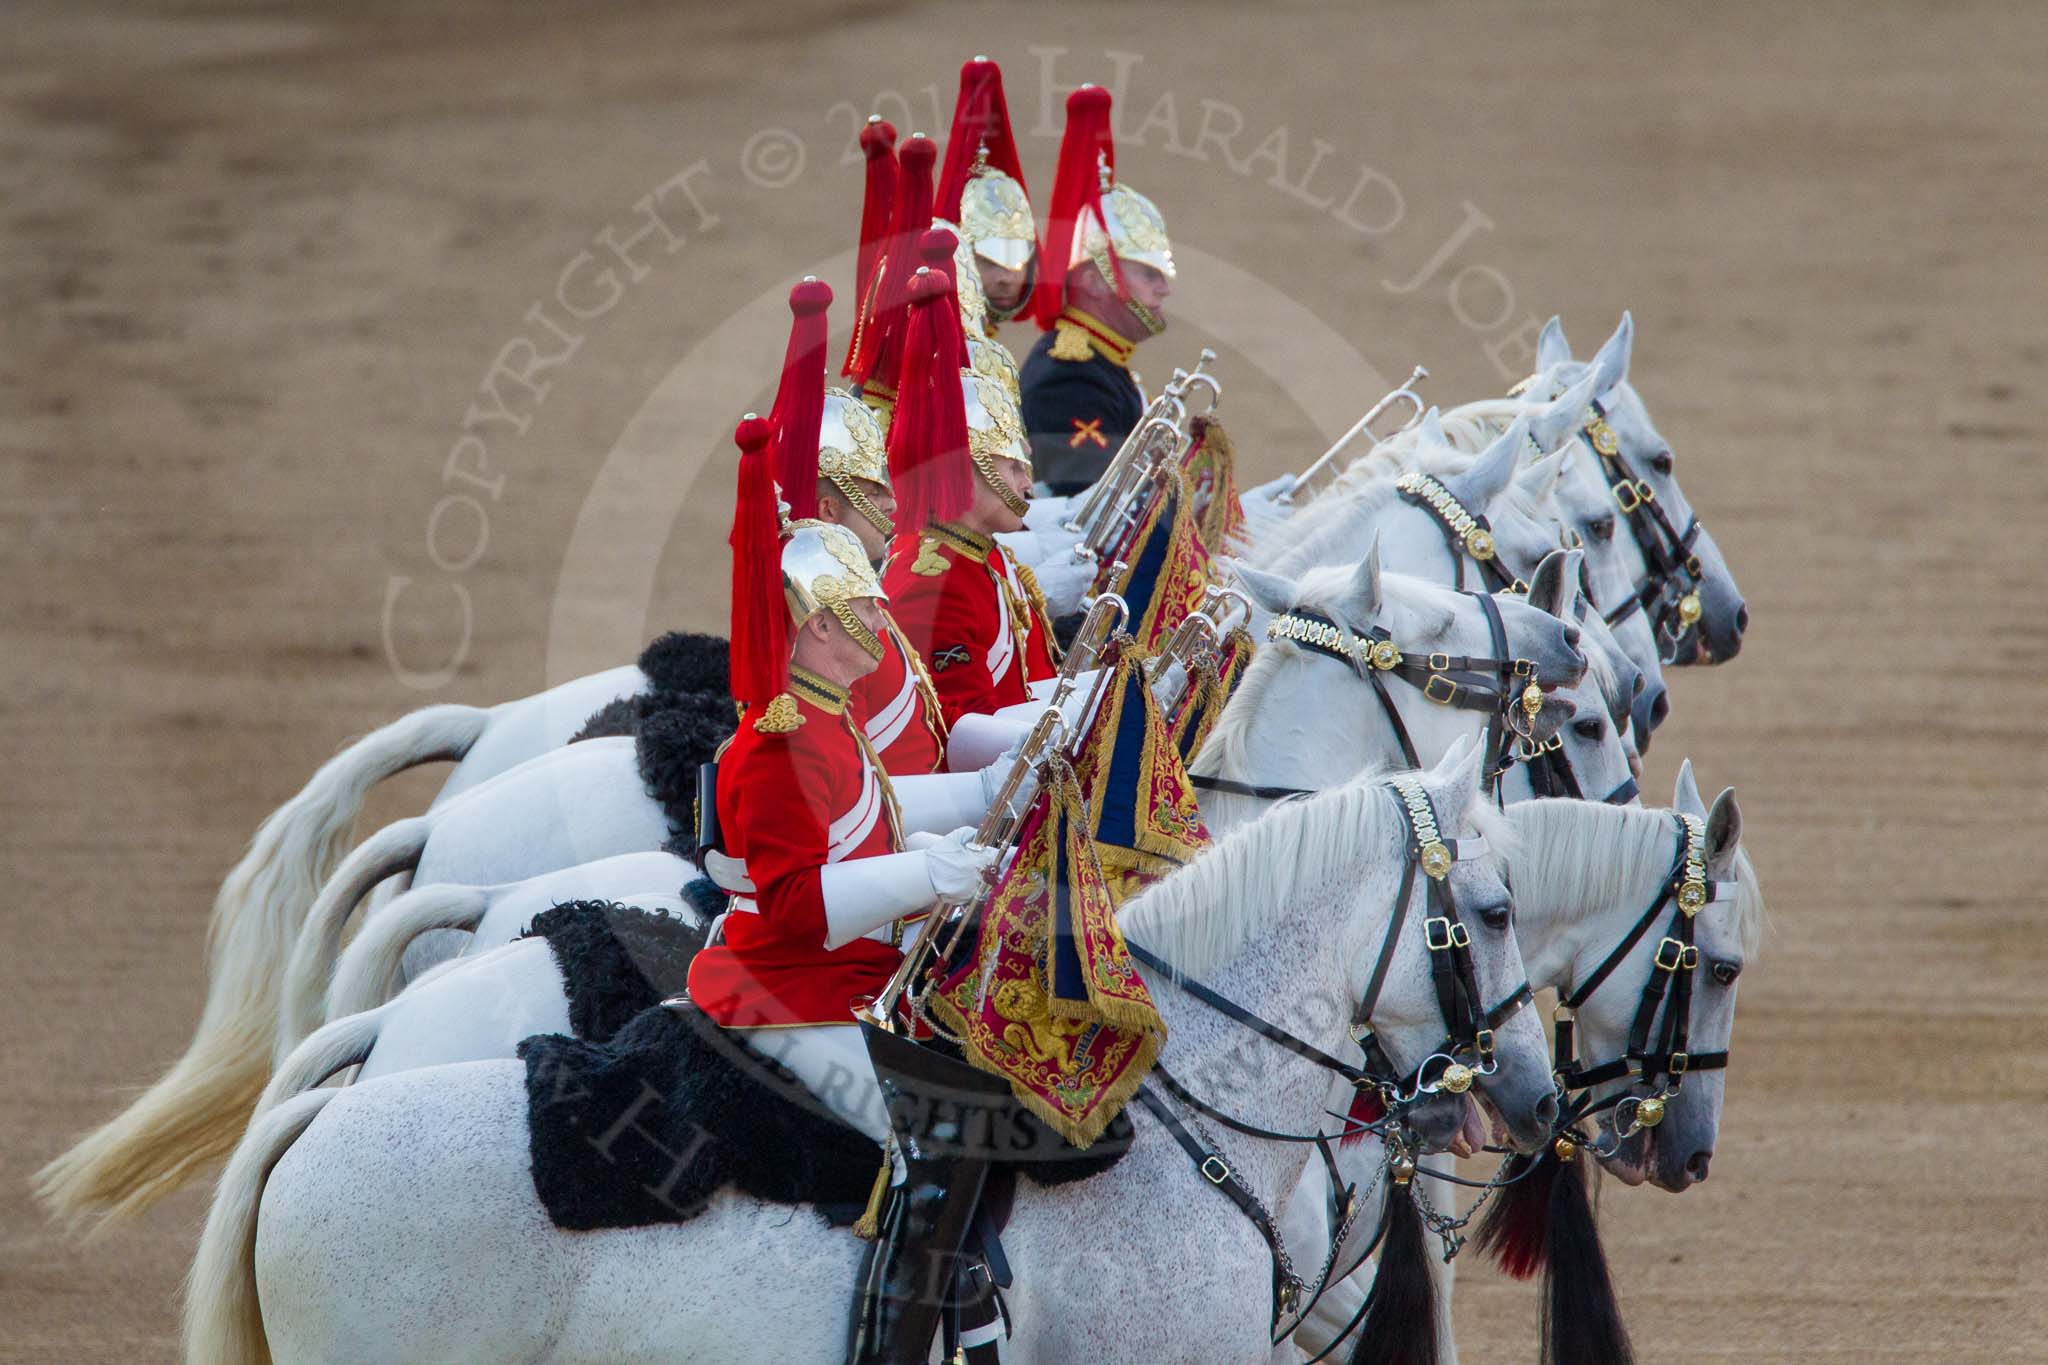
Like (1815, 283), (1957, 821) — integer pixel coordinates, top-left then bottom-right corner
(737, 1023), (891, 1145)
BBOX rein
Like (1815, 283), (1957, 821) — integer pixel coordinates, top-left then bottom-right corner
(1128, 778), (1531, 1342)
(1550, 811), (1735, 1146)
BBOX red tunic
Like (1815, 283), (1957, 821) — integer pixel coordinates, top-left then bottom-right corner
(684, 671), (906, 1029)
(848, 612), (947, 776)
(882, 522), (1060, 730)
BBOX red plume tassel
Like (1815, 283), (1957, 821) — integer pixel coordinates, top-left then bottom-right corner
(841, 119), (897, 378)
(1033, 85), (1118, 329)
(728, 416), (788, 712)
(851, 133), (936, 391)
(888, 269), (972, 533)
(935, 58), (1029, 221)
(769, 278), (832, 521)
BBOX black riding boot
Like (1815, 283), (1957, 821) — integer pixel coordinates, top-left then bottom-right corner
(850, 1148), (989, 1365)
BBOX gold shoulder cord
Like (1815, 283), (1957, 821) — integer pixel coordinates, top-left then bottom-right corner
(1012, 560), (1065, 668)
(846, 719), (906, 850)
(753, 693), (803, 734)
(911, 533), (950, 577)
(1050, 318), (1094, 362)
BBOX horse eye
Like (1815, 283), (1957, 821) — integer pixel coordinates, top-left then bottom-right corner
(1651, 451), (1675, 476)
(1477, 903), (1511, 931)
(1588, 516), (1616, 541)
(1572, 716), (1606, 741)
(1710, 960), (1741, 987)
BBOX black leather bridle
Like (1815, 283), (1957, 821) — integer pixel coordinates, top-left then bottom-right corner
(1579, 399), (1711, 664)
(1550, 811), (1735, 1145)
(1193, 598), (1545, 802)
(1124, 777), (1531, 1337)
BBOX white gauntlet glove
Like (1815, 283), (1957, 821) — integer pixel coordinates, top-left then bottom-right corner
(1023, 492), (1083, 534)
(924, 827), (999, 901)
(980, 737), (1040, 819)
(1023, 551), (1096, 618)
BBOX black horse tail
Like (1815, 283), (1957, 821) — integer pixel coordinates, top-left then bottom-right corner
(1348, 1181), (1437, 1365)
(1471, 1146), (1562, 1279)
(1538, 1150), (1635, 1365)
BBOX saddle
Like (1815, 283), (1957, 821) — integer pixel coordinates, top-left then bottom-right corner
(518, 998), (1133, 1235)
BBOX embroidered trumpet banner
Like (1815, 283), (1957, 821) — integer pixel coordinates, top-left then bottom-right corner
(1179, 414), (1246, 555)
(928, 767), (1164, 1147)
(1093, 471), (1213, 655)
(1168, 625), (1255, 766)
(1072, 642), (1212, 908)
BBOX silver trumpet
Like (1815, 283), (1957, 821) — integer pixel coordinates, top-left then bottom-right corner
(863, 593), (1130, 1027)
(1284, 363), (1430, 504)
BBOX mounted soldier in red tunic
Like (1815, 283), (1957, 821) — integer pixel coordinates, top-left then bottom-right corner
(881, 261), (1063, 756)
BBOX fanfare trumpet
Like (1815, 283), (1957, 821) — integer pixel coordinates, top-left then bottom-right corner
(862, 593), (1131, 1027)
(1145, 584), (1253, 715)
(1283, 363), (1430, 504)
(1065, 348), (1219, 553)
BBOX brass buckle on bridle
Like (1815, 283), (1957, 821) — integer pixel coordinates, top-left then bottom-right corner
(1423, 674), (1460, 705)
(1423, 916), (1469, 952)
(1652, 937), (1698, 973)
(1200, 1155), (1231, 1185)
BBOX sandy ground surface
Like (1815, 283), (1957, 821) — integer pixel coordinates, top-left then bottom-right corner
(6, 1), (2047, 1359)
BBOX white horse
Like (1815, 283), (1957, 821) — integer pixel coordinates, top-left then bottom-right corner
(1196, 548), (1594, 840)
(1291, 764), (1766, 1359)
(187, 740), (1556, 1364)
(1449, 313), (1749, 669)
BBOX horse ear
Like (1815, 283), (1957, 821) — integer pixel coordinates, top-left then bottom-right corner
(1417, 405), (1448, 448)
(1454, 415), (1526, 508)
(1705, 786), (1743, 875)
(1225, 561), (1297, 616)
(1528, 548), (1582, 620)
(1672, 757), (1704, 815)
(1428, 732), (1485, 820)
(1536, 315), (1572, 371)
(1347, 535), (1386, 620)
(1516, 448), (1570, 503)
(1589, 311), (1634, 397)
(1528, 370), (1597, 453)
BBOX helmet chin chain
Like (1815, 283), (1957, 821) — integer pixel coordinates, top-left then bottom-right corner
(970, 446), (1031, 518)
(827, 601), (886, 662)
(828, 474), (895, 541)
(1091, 247), (1165, 337)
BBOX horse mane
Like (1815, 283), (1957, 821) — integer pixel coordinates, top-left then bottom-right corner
(1188, 564), (1457, 787)
(1121, 758), (1518, 979)
(1504, 799), (1767, 957)
(1118, 771), (1396, 978)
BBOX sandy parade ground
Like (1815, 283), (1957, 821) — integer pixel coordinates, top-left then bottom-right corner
(5, 1), (2046, 1358)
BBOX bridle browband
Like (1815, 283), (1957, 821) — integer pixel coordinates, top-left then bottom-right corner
(1394, 470), (1533, 599)
(1203, 599), (1545, 800)
(1127, 776), (1532, 1338)
(1550, 810), (1735, 1147)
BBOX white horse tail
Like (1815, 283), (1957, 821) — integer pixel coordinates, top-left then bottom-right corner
(253, 1003), (392, 1121)
(34, 709), (481, 1229)
(184, 1088), (337, 1365)
(277, 817), (433, 1064)
(326, 884), (490, 1021)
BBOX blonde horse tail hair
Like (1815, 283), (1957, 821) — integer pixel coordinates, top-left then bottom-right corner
(35, 707), (482, 1229)
(326, 884), (490, 1022)
(276, 817), (432, 1065)
(183, 1088), (337, 1365)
